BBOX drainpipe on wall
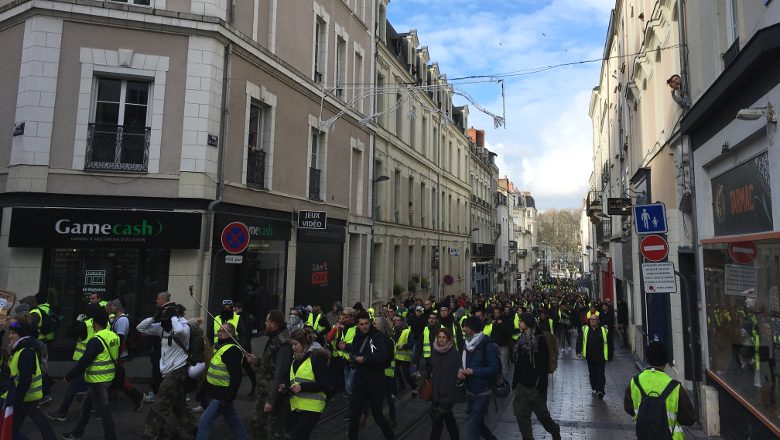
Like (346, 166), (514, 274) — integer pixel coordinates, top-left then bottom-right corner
(200, 40), (233, 317)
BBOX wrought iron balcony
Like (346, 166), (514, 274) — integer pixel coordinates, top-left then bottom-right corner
(85, 123), (150, 172)
(247, 149), (266, 189)
(596, 218), (612, 243)
(586, 190), (603, 218)
(308, 167), (322, 200)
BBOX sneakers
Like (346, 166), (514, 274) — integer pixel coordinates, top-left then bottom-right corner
(46, 412), (66, 422)
(143, 392), (155, 403)
(192, 405), (204, 413)
(596, 391), (605, 400)
(38, 395), (54, 407)
(591, 389), (597, 395)
(185, 395), (191, 403)
(62, 432), (82, 440)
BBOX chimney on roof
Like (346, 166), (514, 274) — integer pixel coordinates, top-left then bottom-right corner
(467, 128), (485, 147)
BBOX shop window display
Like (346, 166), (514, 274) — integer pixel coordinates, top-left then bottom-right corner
(703, 239), (780, 428)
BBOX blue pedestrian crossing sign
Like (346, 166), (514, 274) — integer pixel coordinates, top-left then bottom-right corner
(634, 203), (667, 234)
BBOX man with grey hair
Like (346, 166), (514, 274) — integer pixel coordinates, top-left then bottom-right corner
(144, 291), (173, 403)
(108, 299), (144, 410)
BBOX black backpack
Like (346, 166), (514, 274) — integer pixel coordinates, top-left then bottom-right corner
(634, 376), (679, 440)
(36, 307), (60, 336)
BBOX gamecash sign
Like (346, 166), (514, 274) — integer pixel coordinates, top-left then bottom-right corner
(9, 208), (201, 249)
(298, 210), (327, 229)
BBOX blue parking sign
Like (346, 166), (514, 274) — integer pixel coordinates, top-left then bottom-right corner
(634, 203), (667, 234)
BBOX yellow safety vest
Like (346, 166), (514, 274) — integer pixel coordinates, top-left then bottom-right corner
(629, 369), (685, 440)
(582, 326), (608, 360)
(87, 329), (119, 384)
(213, 314), (241, 344)
(395, 328), (412, 362)
(207, 343), (237, 387)
(385, 344), (396, 377)
(341, 326), (357, 360)
(34, 303), (54, 341)
(512, 314), (521, 340)
(306, 313), (325, 332)
(99, 300), (108, 308)
(290, 357), (326, 413)
(9, 347), (43, 402)
(541, 318), (554, 335)
(483, 323), (493, 337)
(73, 318), (96, 361)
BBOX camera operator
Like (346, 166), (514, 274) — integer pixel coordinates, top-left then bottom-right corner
(137, 301), (197, 438)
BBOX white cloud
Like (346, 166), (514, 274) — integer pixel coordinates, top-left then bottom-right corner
(388, 0), (613, 209)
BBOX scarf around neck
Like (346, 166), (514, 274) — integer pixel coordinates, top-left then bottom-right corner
(517, 331), (539, 367)
(464, 332), (485, 352)
(433, 339), (453, 354)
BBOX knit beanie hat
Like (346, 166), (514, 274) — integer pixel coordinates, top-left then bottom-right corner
(462, 316), (484, 333)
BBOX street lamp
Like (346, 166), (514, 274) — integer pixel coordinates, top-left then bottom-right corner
(736, 103), (776, 123)
(369, 175), (390, 307)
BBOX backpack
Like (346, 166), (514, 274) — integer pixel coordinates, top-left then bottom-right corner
(172, 321), (212, 366)
(543, 331), (558, 374)
(634, 376), (679, 440)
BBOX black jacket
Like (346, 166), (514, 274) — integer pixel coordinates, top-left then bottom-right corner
(204, 342), (243, 401)
(351, 327), (392, 386)
(429, 345), (462, 405)
(576, 325), (608, 361)
(512, 329), (550, 390)
(488, 315), (514, 347)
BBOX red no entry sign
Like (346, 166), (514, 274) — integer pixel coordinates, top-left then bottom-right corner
(728, 241), (757, 265)
(640, 234), (668, 262)
(221, 222), (250, 255)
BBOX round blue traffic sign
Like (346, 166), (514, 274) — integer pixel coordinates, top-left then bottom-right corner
(221, 222), (249, 254)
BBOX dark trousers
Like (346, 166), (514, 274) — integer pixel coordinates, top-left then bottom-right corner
(242, 357), (257, 393)
(606, 330), (615, 361)
(12, 401), (57, 440)
(73, 381), (116, 440)
(587, 360), (606, 393)
(114, 360), (143, 404)
(395, 361), (416, 391)
(349, 383), (394, 440)
(288, 410), (321, 440)
(151, 338), (162, 394)
(512, 384), (560, 440)
(56, 373), (88, 416)
(330, 356), (345, 393)
(429, 403), (459, 440)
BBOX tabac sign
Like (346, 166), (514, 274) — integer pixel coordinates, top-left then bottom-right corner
(711, 151), (773, 236)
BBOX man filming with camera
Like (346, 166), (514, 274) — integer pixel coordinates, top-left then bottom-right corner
(137, 299), (197, 439)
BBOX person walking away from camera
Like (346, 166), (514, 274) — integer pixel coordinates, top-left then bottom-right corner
(348, 311), (395, 440)
(428, 327), (461, 440)
(6, 315), (57, 440)
(511, 313), (561, 440)
(106, 299), (144, 410)
(624, 342), (695, 440)
(392, 315), (416, 394)
(577, 314), (609, 399)
(459, 316), (500, 440)
(245, 310), (292, 440)
(196, 322), (248, 440)
(288, 328), (330, 440)
(61, 310), (119, 440)
(46, 302), (102, 422)
(137, 301), (197, 439)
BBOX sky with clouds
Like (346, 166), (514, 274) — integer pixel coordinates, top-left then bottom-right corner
(387, 0), (614, 211)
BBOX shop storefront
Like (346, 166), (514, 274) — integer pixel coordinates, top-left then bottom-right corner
(210, 212), (291, 333)
(699, 152), (779, 437)
(294, 220), (345, 309)
(8, 207), (201, 357)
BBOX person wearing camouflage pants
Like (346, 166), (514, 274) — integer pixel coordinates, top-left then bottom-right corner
(246, 310), (292, 440)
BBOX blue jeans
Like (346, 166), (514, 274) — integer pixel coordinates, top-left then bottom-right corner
(466, 394), (495, 440)
(196, 399), (248, 440)
(344, 367), (355, 396)
(56, 374), (88, 416)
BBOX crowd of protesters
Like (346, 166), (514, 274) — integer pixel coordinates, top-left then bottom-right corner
(1, 276), (652, 440)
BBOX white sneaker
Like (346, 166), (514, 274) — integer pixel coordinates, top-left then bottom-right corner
(185, 395), (191, 403)
(143, 392), (155, 403)
(192, 405), (204, 413)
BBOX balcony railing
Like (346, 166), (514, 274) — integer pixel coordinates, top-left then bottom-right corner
(85, 123), (150, 172)
(596, 218), (612, 243)
(308, 167), (321, 200)
(247, 149), (266, 189)
(586, 190), (603, 218)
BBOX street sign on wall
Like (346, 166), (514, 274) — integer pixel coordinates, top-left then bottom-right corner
(640, 235), (669, 262)
(728, 241), (757, 265)
(641, 262), (677, 294)
(607, 198), (633, 215)
(634, 203), (668, 234)
(221, 222), (250, 255)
